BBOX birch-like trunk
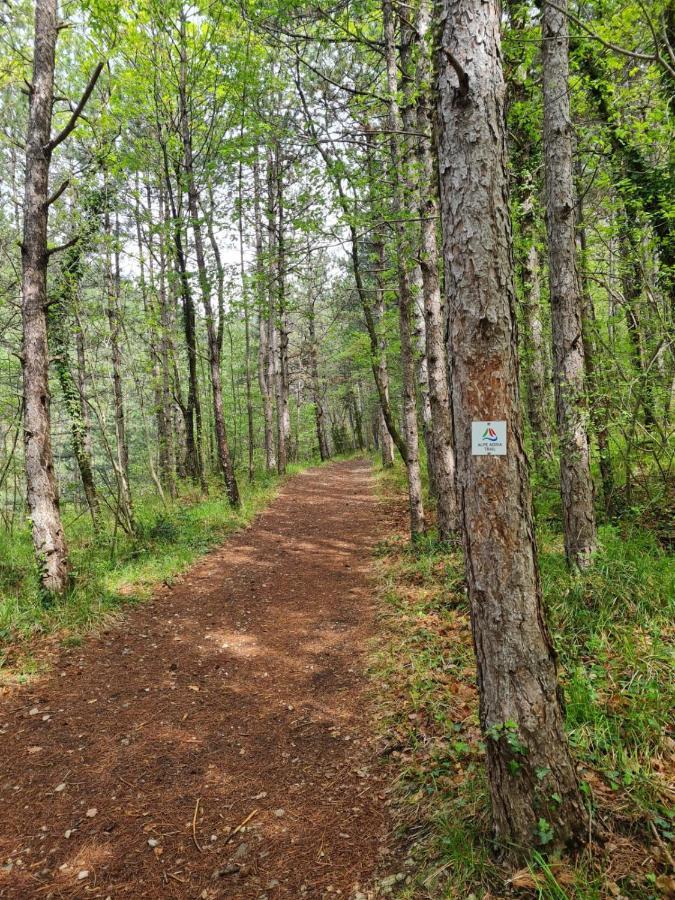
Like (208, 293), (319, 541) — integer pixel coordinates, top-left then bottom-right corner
(542, 0), (597, 568)
(436, 0), (587, 855)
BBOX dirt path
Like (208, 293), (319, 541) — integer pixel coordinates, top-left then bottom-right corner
(0, 459), (392, 899)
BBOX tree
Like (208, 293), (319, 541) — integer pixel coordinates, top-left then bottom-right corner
(436, 0), (588, 856)
(20, 0), (101, 594)
(542, 0), (597, 569)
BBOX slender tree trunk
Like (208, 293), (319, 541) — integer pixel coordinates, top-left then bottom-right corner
(619, 221), (657, 427)
(414, 0), (459, 538)
(542, 0), (597, 568)
(412, 274), (436, 492)
(105, 206), (134, 534)
(154, 184), (176, 497)
(436, 0), (588, 855)
(178, 21), (238, 505)
(399, 21), (436, 496)
(75, 313), (95, 472)
(49, 206), (101, 532)
(577, 195), (615, 515)
(135, 176), (169, 503)
(383, 0), (425, 537)
(20, 0), (69, 594)
(254, 153), (277, 472)
(308, 301), (330, 460)
(520, 198), (553, 460)
(275, 152), (291, 473)
(373, 240), (396, 469)
(161, 148), (203, 489)
(238, 165), (255, 481)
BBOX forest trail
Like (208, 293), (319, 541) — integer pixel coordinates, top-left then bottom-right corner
(0, 459), (392, 899)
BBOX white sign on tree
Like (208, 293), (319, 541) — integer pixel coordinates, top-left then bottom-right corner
(471, 421), (507, 456)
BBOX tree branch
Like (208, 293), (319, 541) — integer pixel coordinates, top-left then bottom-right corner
(46, 61), (104, 152)
(546, 0), (675, 80)
(47, 235), (80, 257)
(46, 179), (69, 206)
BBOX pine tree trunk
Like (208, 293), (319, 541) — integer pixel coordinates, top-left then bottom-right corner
(20, 0), (69, 594)
(253, 153), (277, 473)
(542, 0), (597, 568)
(383, 0), (425, 538)
(436, 0), (588, 855)
(414, 0), (459, 539)
(399, 22), (437, 498)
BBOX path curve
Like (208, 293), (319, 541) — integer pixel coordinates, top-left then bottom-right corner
(0, 459), (390, 898)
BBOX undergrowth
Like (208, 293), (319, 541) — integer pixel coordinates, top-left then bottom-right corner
(371, 461), (674, 900)
(0, 461), (314, 681)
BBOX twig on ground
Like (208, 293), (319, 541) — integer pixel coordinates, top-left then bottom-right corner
(225, 808), (258, 843)
(192, 797), (203, 852)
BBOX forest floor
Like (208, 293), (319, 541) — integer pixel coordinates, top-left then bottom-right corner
(0, 459), (397, 899)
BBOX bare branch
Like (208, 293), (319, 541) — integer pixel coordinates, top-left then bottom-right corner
(47, 234), (80, 257)
(546, 0), (675, 80)
(46, 61), (104, 152)
(46, 179), (69, 206)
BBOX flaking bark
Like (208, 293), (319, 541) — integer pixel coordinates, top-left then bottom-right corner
(436, 0), (588, 855)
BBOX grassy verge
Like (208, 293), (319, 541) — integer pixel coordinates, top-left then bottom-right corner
(371, 461), (674, 899)
(0, 461), (315, 682)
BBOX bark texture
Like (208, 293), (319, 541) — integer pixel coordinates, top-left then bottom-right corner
(414, 0), (458, 539)
(542, 0), (597, 568)
(21, 0), (69, 594)
(383, 0), (425, 538)
(436, 0), (588, 855)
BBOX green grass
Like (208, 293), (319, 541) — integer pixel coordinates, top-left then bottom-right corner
(371, 460), (674, 899)
(0, 460), (315, 678)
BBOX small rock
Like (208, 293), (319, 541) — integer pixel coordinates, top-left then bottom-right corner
(213, 863), (240, 877)
(29, 707), (39, 716)
(77, 870), (89, 880)
(147, 838), (159, 848)
(86, 808), (98, 818)
(273, 809), (285, 818)
(55, 783), (66, 793)
(64, 830), (72, 839)
(232, 842), (249, 861)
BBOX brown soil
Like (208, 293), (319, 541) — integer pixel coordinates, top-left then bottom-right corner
(0, 459), (392, 899)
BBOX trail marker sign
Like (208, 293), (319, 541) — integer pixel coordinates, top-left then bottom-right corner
(471, 421), (507, 456)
